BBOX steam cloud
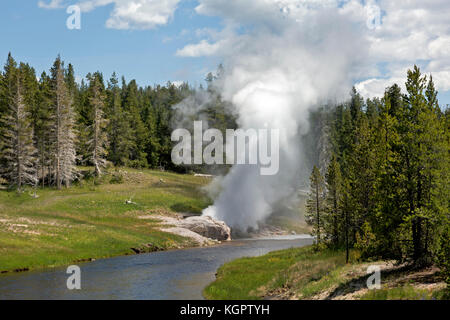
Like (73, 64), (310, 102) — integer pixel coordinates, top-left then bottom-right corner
(177, 2), (370, 231)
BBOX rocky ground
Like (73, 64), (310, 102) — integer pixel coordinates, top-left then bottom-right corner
(148, 213), (232, 246)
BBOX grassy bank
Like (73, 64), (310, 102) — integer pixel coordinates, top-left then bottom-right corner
(204, 246), (448, 300)
(0, 168), (211, 273)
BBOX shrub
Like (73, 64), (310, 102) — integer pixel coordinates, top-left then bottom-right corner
(110, 172), (124, 184)
(435, 222), (450, 288)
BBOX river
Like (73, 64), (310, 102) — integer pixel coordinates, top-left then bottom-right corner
(0, 236), (313, 300)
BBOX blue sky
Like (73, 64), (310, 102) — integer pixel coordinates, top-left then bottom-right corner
(0, 1), (221, 87)
(1, 1), (449, 105)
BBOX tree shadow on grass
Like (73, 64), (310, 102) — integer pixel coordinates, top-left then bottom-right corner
(325, 264), (417, 299)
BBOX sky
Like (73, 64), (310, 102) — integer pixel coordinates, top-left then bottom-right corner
(0, 0), (449, 105)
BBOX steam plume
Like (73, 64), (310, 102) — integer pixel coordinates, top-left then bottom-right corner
(178, 2), (369, 231)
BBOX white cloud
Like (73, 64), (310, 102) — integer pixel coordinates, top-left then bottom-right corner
(356, 0), (450, 96)
(178, 0), (450, 98)
(39, 0), (181, 29)
(38, 0), (450, 96)
(38, 0), (65, 9)
(355, 77), (405, 100)
(176, 39), (223, 57)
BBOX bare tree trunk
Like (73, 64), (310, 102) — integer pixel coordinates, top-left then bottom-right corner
(333, 190), (338, 246)
(413, 217), (423, 263)
(316, 182), (320, 243)
(41, 141), (45, 188)
(345, 210), (349, 264)
(414, 165), (424, 263)
(56, 88), (61, 190)
(5, 77), (37, 190)
(94, 106), (100, 176)
(17, 133), (22, 190)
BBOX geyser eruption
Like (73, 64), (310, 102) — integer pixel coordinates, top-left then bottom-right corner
(180, 2), (368, 231)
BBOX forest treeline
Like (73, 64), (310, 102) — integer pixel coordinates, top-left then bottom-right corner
(305, 66), (449, 284)
(0, 53), (448, 280)
(0, 54), (234, 190)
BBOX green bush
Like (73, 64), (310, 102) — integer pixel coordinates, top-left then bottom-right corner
(435, 222), (450, 287)
(355, 222), (382, 260)
(110, 172), (124, 184)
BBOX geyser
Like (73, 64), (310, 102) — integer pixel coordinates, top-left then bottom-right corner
(177, 2), (369, 231)
(171, 120), (280, 176)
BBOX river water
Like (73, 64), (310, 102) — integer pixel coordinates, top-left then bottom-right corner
(0, 236), (313, 300)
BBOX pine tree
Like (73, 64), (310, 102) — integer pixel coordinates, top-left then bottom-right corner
(324, 154), (342, 247)
(106, 73), (133, 166)
(425, 75), (439, 112)
(34, 72), (54, 187)
(87, 72), (108, 176)
(369, 90), (403, 258)
(307, 67), (448, 267)
(75, 78), (91, 164)
(0, 71), (4, 176)
(0, 72), (37, 190)
(400, 66), (430, 262)
(306, 166), (325, 245)
(123, 79), (148, 167)
(387, 66), (446, 264)
(50, 56), (77, 189)
(349, 115), (378, 238)
(144, 104), (161, 168)
(0, 53), (18, 176)
(386, 84), (403, 117)
(340, 178), (355, 263)
(419, 75), (446, 263)
(350, 86), (364, 124)
(65, 63), (77, 98)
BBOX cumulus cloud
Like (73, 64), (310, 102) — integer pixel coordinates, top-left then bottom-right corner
(38, 0), (181, 29)
(358, 0), (450, 96)
(38, 0), (450, 94)
(178, 0), (450, 97)
(176, 39), (226, 57)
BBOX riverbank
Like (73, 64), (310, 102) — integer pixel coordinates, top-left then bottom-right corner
(0, 237), (314, 299)
(204, 246), (448, 300)
(0, 168), (212, 274)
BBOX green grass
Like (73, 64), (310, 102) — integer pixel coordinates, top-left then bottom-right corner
(204, 245), (448, 300)
(203, 246), (349, 300)
(0, 168), (211, 273)
(361, 286), (448, 300)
